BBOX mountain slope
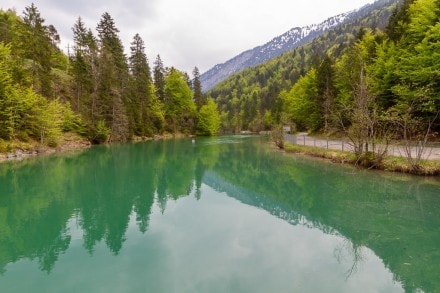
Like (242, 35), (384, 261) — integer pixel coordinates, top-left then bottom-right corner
(201, 0), (397, 92)
(208, 0), (399, 133)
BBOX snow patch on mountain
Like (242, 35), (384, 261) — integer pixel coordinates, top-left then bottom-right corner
(200, 11), (353, 92)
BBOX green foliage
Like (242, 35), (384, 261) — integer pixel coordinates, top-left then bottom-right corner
(386, 0), (415, 41)
(127, 33), (164, 137)
(209, 0), (397, 133)
(0, 43), (17, 139)
(0, 43), (64, 145)
(95, 12), (130, 142)
(283, 69), (321, 131)
(37, 98), (64, 147)
(153, 55), (166, 102)
(92, 120), (111, 144)
(281, 0), (440, 165)
(1, 4), (212, 148)
(61, 102), (84, 133)
(197, 98), (220, 136)
(164, 68), (197, 134)
(192, 67), (206, 109)
(12, 3), (56, 97)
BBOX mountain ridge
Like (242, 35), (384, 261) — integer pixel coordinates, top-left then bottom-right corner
(200, 1), (391, 92)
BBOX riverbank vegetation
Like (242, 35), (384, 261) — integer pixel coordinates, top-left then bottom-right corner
(2, 0), (440, 175)
(0, 4), (220, 156)
(209, 0), (440, 174)
(283, 142), (440, 176)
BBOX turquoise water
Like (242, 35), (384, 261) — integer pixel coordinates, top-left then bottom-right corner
(0, 136), (439, 292)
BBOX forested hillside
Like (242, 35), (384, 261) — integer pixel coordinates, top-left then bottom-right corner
(209, 0), (399, 133)
(209, 0), (440, 172)
(201, 0), (398, 92)
(0, 4), (220, 151)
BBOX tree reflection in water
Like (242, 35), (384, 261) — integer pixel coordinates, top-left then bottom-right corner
(0, 136), (438, 292)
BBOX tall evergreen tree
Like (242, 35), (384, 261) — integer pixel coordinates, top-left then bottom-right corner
(316, 55), (336, 132)
(128, 33), (163, 136)
(153, 55), (166, 102)
(14, 3), (53, 97)
(96, 12), (129, 142)
(71, 17), (90, 112)
(386, 0), (415, 41)
(192, 66), (205, 109)
(71, 17), (101, 137)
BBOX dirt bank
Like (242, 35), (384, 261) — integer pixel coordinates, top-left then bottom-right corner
(0, 132), (91, 163)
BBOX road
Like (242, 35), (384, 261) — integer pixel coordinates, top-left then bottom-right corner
(284, 133), (440, 160)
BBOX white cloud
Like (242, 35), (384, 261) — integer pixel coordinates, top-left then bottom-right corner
(1, 0), (375, 74)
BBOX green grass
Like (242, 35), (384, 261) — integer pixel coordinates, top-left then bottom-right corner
(283, 142), (440, 176)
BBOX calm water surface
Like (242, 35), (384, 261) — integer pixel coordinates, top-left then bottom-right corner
(0, 136), (439, 292)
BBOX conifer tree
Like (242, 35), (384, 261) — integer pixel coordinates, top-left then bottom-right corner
(153, 55), (166, 102)
(71, 17), (90, 112)
(14, 3), (53, 97)
(192, 66), (205, 109)
(96, 12), (129, 142)
(316, 55), (336, 132)
(128, 33), (163, 136)
(386, 0), (415, 41)
(71, 17), (102, 136)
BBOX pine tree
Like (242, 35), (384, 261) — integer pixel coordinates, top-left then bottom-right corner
(128, 33), (158, 136)
(316, 55), (336, 132)
(14, 3), (53, 97)
(96, 12), (129, 142)
(386, 0), (415, 41)
(192, 66), (205, 109)
(153, 55), (166, 102)
(71, 17), (90, 112)
(71, 17), (101, 139)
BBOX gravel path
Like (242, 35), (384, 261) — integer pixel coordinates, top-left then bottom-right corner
(285, 133), (440, 161)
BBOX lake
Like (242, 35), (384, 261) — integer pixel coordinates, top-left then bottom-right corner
(0, 135), (439, 292)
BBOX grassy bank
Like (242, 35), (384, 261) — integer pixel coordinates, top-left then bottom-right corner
(0, 132), (91, 162)
(283, 142), (440, 176)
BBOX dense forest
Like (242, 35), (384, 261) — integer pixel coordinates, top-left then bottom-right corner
(0, 4), (220, 150)
(208, 0), (440, 170)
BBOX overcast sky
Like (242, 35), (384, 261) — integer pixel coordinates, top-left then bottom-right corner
(2, 0), (375, 74)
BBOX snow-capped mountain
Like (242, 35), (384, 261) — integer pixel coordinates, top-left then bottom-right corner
(200, 1), (391, 91)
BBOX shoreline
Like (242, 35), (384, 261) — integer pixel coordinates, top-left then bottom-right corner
(4, 133), (438, 176)
(279, 142), (440, 177)
(0, 132), (92, 164)
(0, 132), (194, 164)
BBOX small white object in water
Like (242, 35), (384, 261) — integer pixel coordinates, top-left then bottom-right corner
(192, 139), (195, 144)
